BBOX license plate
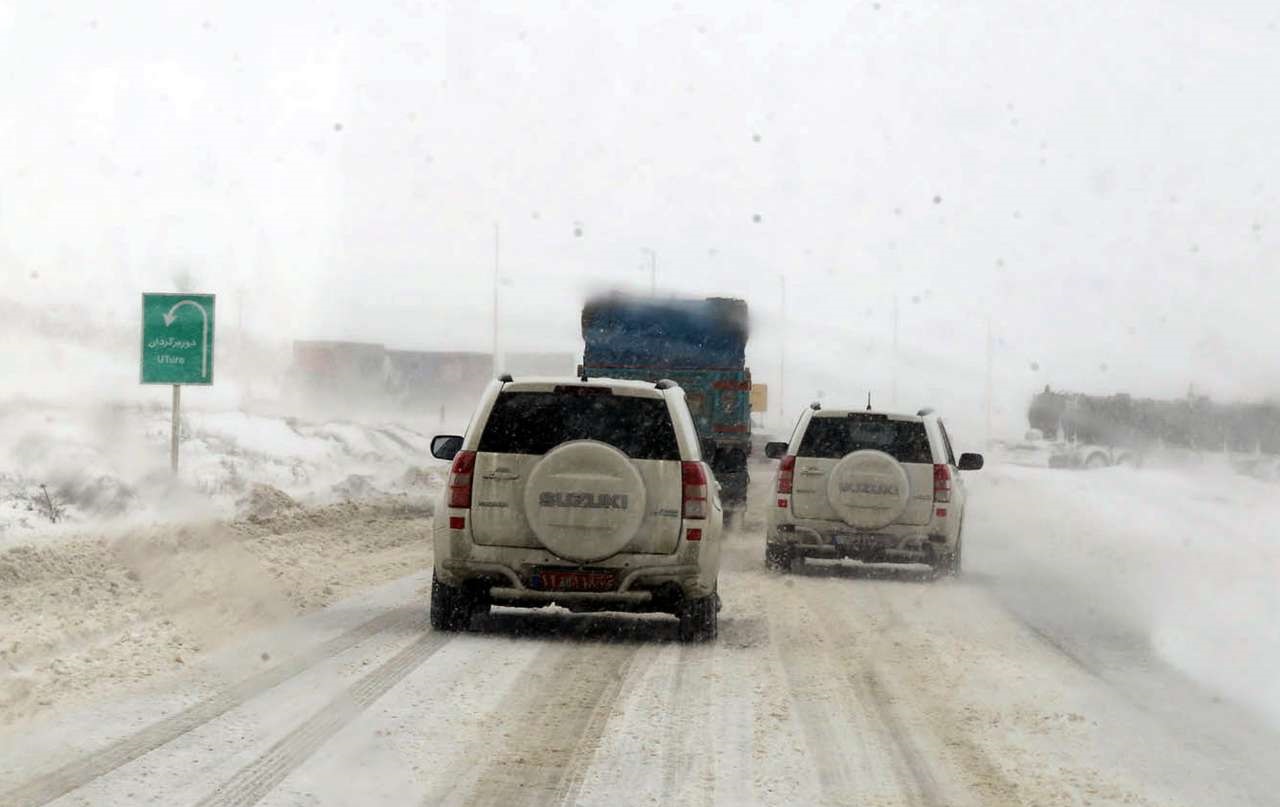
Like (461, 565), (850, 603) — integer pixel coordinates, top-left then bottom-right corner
(835, 534), (878, 550)
(529, 569), (619, 592)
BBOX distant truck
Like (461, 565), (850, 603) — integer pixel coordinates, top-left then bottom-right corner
(580, 295), (752, 509)
(1029, 385), (1280, 454)
(1047, 443), (1141, 470)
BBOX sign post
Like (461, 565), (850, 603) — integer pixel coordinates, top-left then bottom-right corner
(171, 384), (181, 472)
(141, 293), (216, 473)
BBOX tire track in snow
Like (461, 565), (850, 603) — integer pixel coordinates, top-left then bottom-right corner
(546, 644), (643, 807)
(854, 668), (947, 804)
(769, 576), (936, 806)
(801, 584), (947, 807)
(806, 581), (1019, 807)
(769, 602), (864, 804)
(196, 626), (451, 807)
(656, 644), (717, 806)
(425, 639), (643, 807)
(0, 606), (420, 807)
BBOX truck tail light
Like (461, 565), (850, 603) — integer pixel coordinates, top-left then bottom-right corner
(682, 461), (708, 519)
(777, 454), (796, 495)
(448, 450), (477, 508)
(933, 463), (951, 503)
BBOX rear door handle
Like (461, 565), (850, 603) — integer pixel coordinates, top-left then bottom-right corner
(483, 472), (521, 481)
(800, 468), (825, 476)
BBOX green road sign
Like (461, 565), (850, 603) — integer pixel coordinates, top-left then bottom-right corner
(141, 293), (216, 385)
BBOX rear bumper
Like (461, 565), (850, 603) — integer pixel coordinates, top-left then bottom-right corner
(490, 587), (652, 605)
(770, 522), (946, 562)
(439, 559), (709, 608)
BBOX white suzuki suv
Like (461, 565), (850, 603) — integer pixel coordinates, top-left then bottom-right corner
(429, 376), (723, 641)
(764, 405), (983, 576)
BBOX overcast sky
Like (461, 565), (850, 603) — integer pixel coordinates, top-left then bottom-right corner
(3, 1), (1279, 436)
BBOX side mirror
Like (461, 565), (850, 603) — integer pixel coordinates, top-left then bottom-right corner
(431, 435), (464, 461)
(765, 441), (789, 460)
(958, 453), (984, 471)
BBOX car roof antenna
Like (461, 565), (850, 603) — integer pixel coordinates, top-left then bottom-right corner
(866, 392), (872, 411)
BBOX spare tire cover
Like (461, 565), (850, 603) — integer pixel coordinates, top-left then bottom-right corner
(826, 449), (911, 529)
(522, 440), (647, 562)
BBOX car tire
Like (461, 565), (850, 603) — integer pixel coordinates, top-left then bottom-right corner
(430, 575), (477, 632)
(1084, 452), (1109, 469)
(765, 542), (793, 572)
(929, 535), (963, 578)
(677, 594), (718, 642)
(723, 508), (741, 531)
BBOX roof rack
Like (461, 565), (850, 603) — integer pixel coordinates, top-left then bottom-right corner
(810, 401), (822, 410)
(917, 407), (935, 416)
(655, 379), (677, 390)
(498, 373), (513, 383)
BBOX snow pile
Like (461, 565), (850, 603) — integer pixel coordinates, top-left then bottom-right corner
(0, 499), (434, 726)
(969, 460), (1280, 727)
(401, 465), (444, 489)
(0, 295), (451, 542)
(330, 474), (382, 501)
(0, 401), (445, 544)
(235, 483), (300, 523)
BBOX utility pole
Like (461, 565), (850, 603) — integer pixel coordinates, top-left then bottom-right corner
(985, 315), (994, 447)
(641, 248), (656, 296)
(892, 293), (899, 408)
(235, 288), (244, 352)
(493, 222), (501, 376)
(779, 274), (786, 428)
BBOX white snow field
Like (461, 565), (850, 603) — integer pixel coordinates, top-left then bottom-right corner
(2, 457), (1278, 807)
(0, 400), (445, 546)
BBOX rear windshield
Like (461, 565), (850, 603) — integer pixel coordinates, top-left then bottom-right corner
(478, 391), (680, 460)
(797, 415), (934, 463)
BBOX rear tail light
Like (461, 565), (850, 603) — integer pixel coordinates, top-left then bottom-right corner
(777, 455), (796, 495)
(933, 463), (951, 503)
(682, 461), (708, 519)
(448, 450), (477, 508)
(686, 528), (703, 542)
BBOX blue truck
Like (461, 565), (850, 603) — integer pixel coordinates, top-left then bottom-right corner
(580, 295), (752, 508)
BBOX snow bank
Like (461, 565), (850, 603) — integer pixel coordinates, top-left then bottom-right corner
(0, 401), (446, 546)
(0, 499), (435, 726)
(0, 296), (455, 544)
(969, 461), (1280, 727)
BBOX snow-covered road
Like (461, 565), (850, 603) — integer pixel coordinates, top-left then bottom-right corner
(2, 463), (1278, 807)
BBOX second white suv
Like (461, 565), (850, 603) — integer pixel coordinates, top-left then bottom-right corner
(764, 405), (982, 576)
(430, 376), (724, 641)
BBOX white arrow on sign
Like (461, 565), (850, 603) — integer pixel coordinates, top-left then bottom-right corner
(163, 299), (210, 379)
